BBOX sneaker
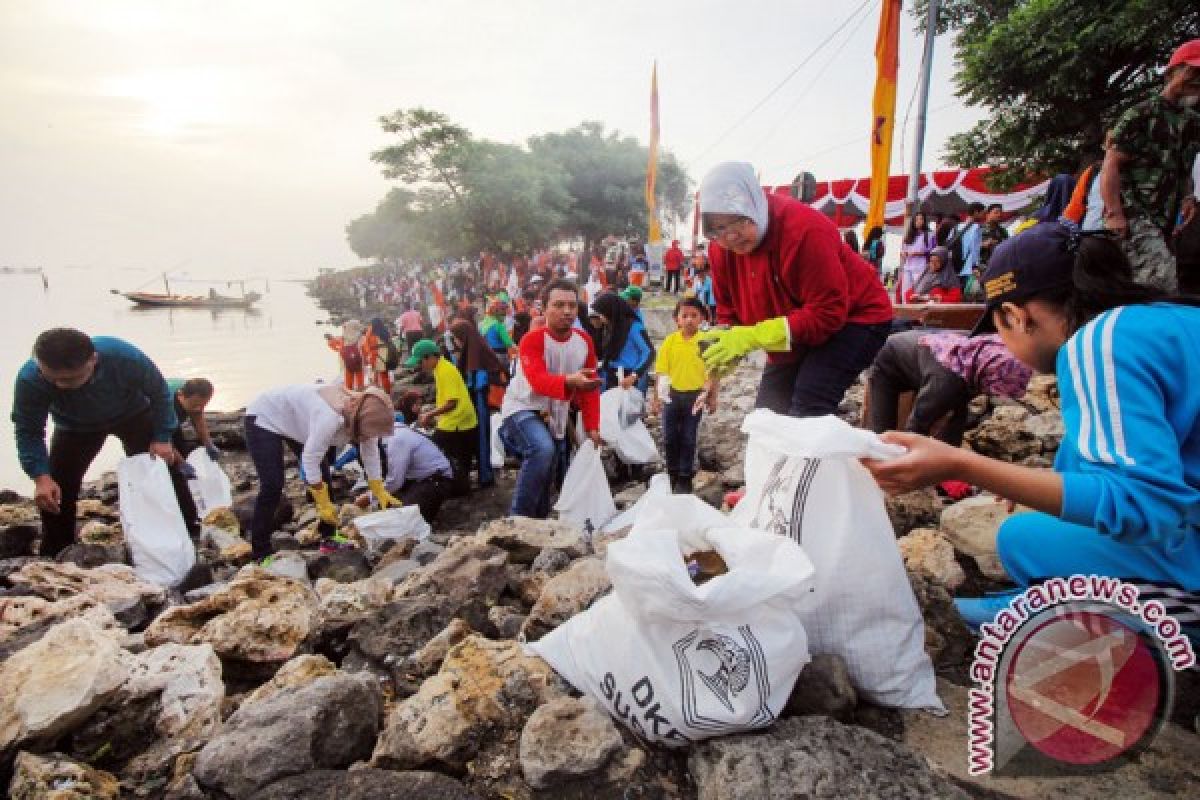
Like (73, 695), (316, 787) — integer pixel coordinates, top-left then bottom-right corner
(257, 555), (275, 568)
(319, 533), (357, 554)
(954, 590), (1025, 632)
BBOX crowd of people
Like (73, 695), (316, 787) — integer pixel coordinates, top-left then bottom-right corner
(9, 41), (1198, 618)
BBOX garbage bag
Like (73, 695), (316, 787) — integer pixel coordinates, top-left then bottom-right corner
(532, 493), (814, 745)
(186, 447), (233, 517)
(553, 440), (616, 536)
(599, 388), (658, 465)
(490, 412), (506, 469)
(600, 472), (671, 533)
(117, 454), (196, 587)
(730, 410), (944, 711)
(353, 506), (432, 551)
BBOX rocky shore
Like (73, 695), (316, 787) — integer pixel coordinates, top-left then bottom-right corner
(3, 309), (1198, 797)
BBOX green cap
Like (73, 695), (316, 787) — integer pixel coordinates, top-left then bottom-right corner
(405, 339), (441, 367)
(620, 286), (643, 302)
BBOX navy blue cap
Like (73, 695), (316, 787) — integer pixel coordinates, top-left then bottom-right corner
(971, 222), (1076, 335)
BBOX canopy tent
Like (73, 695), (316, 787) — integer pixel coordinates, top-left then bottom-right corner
(764, 167), (1050, 230)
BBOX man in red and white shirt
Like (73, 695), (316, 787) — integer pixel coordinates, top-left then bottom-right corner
(499, 279), (602, 518)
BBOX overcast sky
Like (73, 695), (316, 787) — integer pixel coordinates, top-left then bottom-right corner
(0, 0), (981, 278)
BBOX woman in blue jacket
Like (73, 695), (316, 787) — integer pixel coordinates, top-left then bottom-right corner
(589, 291), (654, 393)
(863, 223), (1200, 628)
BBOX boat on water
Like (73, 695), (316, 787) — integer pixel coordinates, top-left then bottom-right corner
(117, 290), (262, 309)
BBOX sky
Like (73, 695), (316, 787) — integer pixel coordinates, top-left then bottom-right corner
(0, 0), (982, 279)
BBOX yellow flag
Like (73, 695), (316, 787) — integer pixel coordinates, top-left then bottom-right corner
(646, 61), (662, 244)
(867, 0), (901, 232)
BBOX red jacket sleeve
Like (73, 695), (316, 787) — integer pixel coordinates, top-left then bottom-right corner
(778, 224), (850, 347)
(519, 331), (569, 400)
(709, 243), (740, 326)
(573, 332), (601, 432)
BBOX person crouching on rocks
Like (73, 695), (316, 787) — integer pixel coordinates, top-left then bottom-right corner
(244, 384), (400, 563)
(862, 223), (1200, 629)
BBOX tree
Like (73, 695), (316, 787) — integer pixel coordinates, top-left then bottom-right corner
(915, 0), (1200, 184)
(529, 121), (691, 248)
(371, 108), (472, 205)
(459, 142), (572, 256)
(345, 188), (422, 265)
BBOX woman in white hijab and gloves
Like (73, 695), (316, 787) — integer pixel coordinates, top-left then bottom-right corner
(244, 384), (401, 563)
(697, 162), (894, 416)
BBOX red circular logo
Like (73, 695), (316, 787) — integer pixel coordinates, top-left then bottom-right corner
(1004, 610), (1162, 765)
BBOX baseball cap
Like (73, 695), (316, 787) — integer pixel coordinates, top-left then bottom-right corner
(404, 338), (441, 367)
(1168, 39), (1200, 69)
(970, 222), (1076, 336)
(620, 286), (643, 302)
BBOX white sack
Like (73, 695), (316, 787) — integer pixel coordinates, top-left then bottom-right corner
(532, 493), (814, 745)
(117, 454), (196, 587)
(600, 472), (671, 533)
(353, 506), (432, 551)
(489, 412), (506, 469)
(553, 440), (617, 536)
(186, 447), (233, 516)
(599, 388), (658, 465)
(730, 410), (944, 711)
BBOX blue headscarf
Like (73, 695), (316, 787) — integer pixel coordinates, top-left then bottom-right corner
(1034, 173), (1076, 223)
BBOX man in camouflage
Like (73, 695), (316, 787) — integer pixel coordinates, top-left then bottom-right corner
(1100, 39), (1200, 291)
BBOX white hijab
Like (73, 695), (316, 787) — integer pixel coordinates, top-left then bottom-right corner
(699, 161), (769, 246)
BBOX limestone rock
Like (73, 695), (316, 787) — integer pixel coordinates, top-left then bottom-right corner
(884, 488), (942, 537)
(897, 528), (966, 591)
(144, 567), (318, 664)
(233, 493), (292, 536)
(488, 605), (526, 639)
(122, 642), (225, 741)
(1022, 409), (1065, 453)
(939, 495), (1013, 581)
(529, 546), (572, 576)
(688, 715), (969, 799)
(393, 538), (509, 613)
(0, 619), (129, 755)
(965, 405), (1041, 461)
(370, 635), (562, 771)
(1022, 373), (1059, 412)
(783, 654), (857, 720)
(9, 561), (165, 616)
(193, 671), (383, 798)
(519, 696), (626, 789)
(314, 576), (392, 633)
(202, 506), (240, 533)
(346, 595), (456, 690)
(75, 498), (112, 519)
(908, 572), (973, 669)
(56, 540), (129, 570)
(0, 520), (39, 558)
(0, 593), (119, 661)
(371, 557), (419, 585)
(410, 539), (446, 566)
(243, 654), (337, 706)
(10, 750), (120, 800)
(199, 525), (252, 564)
(263, 551), (309, 582)
(248, 769), (479, 800)
(407, 618), (474, 678)
(0, 502), (39, 529)
(521, 557), (610, 641)
(476, 516), (588, 563)
(309, 549), (372, 583)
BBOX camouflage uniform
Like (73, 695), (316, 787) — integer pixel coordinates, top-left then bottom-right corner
(1109, 93), (1200, 292)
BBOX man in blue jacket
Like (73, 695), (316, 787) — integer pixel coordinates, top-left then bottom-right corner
(11, 328), (195, 556)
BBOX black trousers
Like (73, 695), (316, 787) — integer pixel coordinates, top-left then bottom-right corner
(397, 472), (453, 523)
(432, 427), (478, 497)
(865, 329), (971, 445)
(42, 407), (198, 557)
(756, 321), (891, 418)
(245, 415), (334, 560)
(665, 270), (682, 293)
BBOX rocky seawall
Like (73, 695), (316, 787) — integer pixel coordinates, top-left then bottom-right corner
(2, 359), (1198, 798)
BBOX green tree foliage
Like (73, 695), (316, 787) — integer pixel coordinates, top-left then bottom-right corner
(915, 0), (1200, 184)
(349, 109), (691, 262)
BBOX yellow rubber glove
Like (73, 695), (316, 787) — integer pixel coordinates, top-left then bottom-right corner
(699, 317), (791, 372)
(309, 482), (339, 526)
(368, 478), (403, 510)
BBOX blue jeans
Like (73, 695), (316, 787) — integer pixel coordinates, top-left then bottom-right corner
(756, 321), (891, 417)
(998, 512), (1200, 592)
(472, 386), (494, 486)
(663, 389), (702, 478)
(499, 410), (568, 518)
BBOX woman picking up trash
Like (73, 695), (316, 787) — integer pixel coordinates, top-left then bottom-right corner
(244, 384), (400, 563)
(697, 161), (893, 417)
(861, 223), (1200, 628)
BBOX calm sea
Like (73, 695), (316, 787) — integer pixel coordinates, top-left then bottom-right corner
(0, 266), (340, 492)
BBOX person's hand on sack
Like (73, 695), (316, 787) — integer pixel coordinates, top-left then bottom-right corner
(204, 443), (221, 461)
(860, 431), (961, 494)
(148, 442), (176, 463)
(367, 478), (403, 509)
(565, 368), (601, 393)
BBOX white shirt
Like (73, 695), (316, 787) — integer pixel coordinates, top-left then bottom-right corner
(247, 384), (381, 483)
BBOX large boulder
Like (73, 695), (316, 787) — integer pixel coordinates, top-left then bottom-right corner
(371, 635), (563, 772)
(782, 654), (857, 720)
(193, 671), (383, 798)
(688, 715), (969, 799)
(9, 750), (120, 799)
(232, 492), (293, 536)
(345, 595), (457, 690)
(939, 495), (1014, 581)
(393, 538), (509, 614)
(521, 557), (611, 641)
(249, 769), (479, 800)
(897, 528), (966, 591)
(8, 561), (166, 625)
(0, 619), (129, 756)
(0, 593), (119, 661)
(518, 697), (626, 790)
(907, 572), (973, 670)
(144, 567), (318, 666)
(476, 516), (588, 564)
(0, 502), (40, 558)
(965, 405), (1041, 461)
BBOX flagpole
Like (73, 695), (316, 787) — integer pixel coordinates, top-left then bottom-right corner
(904, 0), (939, 224)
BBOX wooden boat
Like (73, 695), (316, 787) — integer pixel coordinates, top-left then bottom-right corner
(892, 302), (986, 331)
(118, 290), (261, 309)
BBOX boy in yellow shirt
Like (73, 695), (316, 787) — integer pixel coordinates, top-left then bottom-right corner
(409, 339), (478, 497)
(649, 298), (719, 494)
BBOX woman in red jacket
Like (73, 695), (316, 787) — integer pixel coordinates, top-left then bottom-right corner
(903, 246), (964, 304)
(699, 161), (894, 417)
